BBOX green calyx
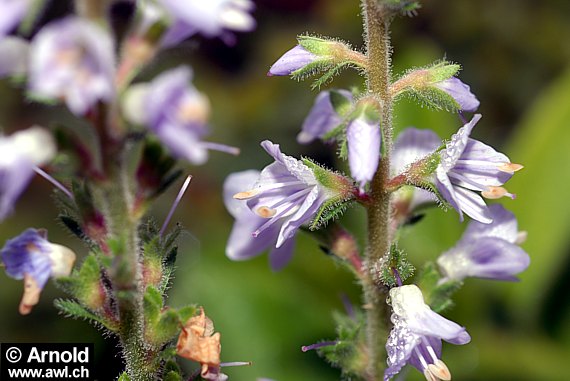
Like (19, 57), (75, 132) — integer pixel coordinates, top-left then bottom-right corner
(376, 244), (415, 287)
(293, 36), (367, 89)
(391, 61), (463, 111)
(302, 159), (356, 230)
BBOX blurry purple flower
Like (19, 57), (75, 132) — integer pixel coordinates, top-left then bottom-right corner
(385, 285), (470, 381)
(392, 128), (441, 211)
(0, 0), (30, 36)
(29, 17), (115, 116)
(0, 127), (56, 222)
(1, 228), (76, 314)
(434, 77), (479, 112)
(297, 89), (352, 144)
(435, 114), (522, 223)
(346, 116), (381, 191)
(437, 204), (530, 282)
(0, 36), (28, 77)
(141, 66), (238, 165)
(232, 141), (350, 264)
(268, 45), (317, 76)
(224, 170), (295, 271)
(158, 0), (255, 46)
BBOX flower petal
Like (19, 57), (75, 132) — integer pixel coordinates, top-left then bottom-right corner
(268, 45), (316, 76)
(435, 77), (479, 112)
(298, 90), (352, 144)
(223, 170), (261, 219)
(269, 235), (295, 271)
(392, 128), (441, 175)
(347, 117), (381, 190)
(462, 204), (518, 243)
(453, 186), (492, 223)
(276, 187), (321, 247)
(440, 114), (481, 171)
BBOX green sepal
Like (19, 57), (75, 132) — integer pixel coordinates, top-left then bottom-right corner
(18, 0), (49, 36)
(377, 244), (415, 287)
(394, 61), (463, 111)
(54, 299), (118, 332)
(310, 198), (354, 231)
(298, 35), (336, 56)
(143, 286), (197, 347)
(408, 86), (461, 112)
(301, 158), (356, 230)
(310, 62), (352, 90)
(317, 310), (367, 380)
(329, 90), (353, 117)
(417, 262), (462, 313)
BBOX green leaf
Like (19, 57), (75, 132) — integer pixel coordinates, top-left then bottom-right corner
(143, 286), (163, 325)
(54, 299), (117, 332)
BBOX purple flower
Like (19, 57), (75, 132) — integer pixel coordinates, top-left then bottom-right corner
(0, 36), (28, 77)
(268, 45), (317, 76)
(434, 77), (479, 112)
(0, 0), (30, 36)
(392, 128), (441, 211)
(346, 115), (381, 191)
(141, 66), (238, 165)
(158, 0), (255, 46)
(437, 204), (530, 282)
(28, 17), (115, 116)
(1, 228), (76, 314)
(385, 285), (470, 381)
(435, 114), (521, 224)
(297, 89), (352, 144)
(224, 170), (295, 271)
(0, 127), (56, 222)
(231, 141), (353, 266)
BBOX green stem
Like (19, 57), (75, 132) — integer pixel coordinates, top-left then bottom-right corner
(361, 0), (394, 380)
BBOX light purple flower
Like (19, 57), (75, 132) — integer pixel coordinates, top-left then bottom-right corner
(392, 128), (441, 211)
(435, 114), (521, 224)
(0, 36), (28, 77)
(437, 204), (530, 282)
(268, 45), (317, 76)
(232, 141), (352, 263)
(28, 17), (115, 116)
(142, 66), (238, 165)
(1, 228), (76, 314)
(297, 89), (352, 144)
(346, 116), (381, 191)
(224, 170), (295, 271)
(158, 0), (255, 46)
(0, 0), (30, 36)
(434, 77), (479, 112)
(385, 285), (470, 381)
(0, 127), (56, 222)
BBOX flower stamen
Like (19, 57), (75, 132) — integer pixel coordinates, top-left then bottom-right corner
(498, 162), (524, 173)
(482, 186), (515, 200)
(255, 206), (277, 218)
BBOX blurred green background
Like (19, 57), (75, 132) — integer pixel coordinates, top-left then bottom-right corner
(1, 0), (570, 380)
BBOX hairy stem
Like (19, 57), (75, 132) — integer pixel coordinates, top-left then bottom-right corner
(361, 0), (394, 380)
